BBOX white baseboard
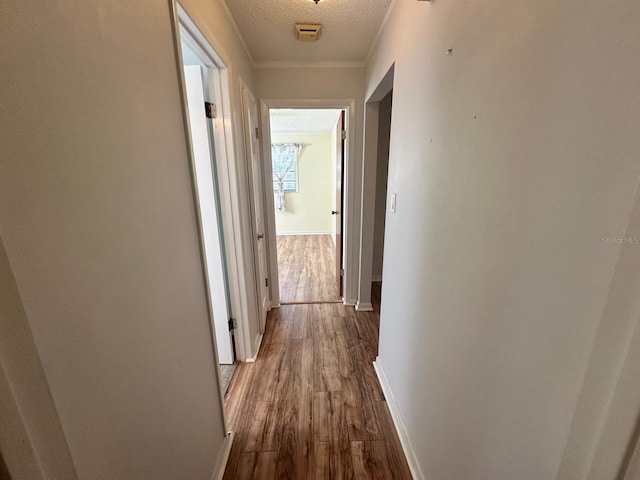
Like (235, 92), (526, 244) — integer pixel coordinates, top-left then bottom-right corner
(355, 302), (374, 312)
(211, 431), (235, 480)
(245, 333), (264, 363)
(276, 231), (331, 236)
(343, 297), (357, 306)
(371, 274), (382, 282)
(373, 358), (424, 480)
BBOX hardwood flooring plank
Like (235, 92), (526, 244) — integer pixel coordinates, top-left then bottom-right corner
(362, 363), (385, 403)
(235, 451), (277, 480)
(345, 402), (382, 442)
(372, 401), (414, 479)
(292, 304), (313, 340)
(246, 338), (300, 452)
(222, 431), (245, 480)
(313, 441), (332, 480)
(313, 391), (354, 480)
(351, 441), (394, 480)
(277, 235), (341, 303)
(272, 339), (305, 478)
(313, 315), (342, 392)
(297, 338), (314, 478)
(224, 362), (252, 425)
(223, 283), (411, 479)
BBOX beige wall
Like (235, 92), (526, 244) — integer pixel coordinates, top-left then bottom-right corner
(366, 0), (640, 478)
(558, 184), (640, 479)
(272, 133), (333, 234)
(0, 0), (254, 478)
(0, 238), (75, 480)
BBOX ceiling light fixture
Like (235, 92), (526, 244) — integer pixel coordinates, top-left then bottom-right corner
(309, 0), (325, 4)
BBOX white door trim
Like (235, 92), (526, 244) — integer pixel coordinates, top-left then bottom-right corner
(172, 2), (260, 365)
(240, 80), (269, 334)
(260, 99), (358, 306)
(170, 3), (266, 446)
(182, 65), (234, 364)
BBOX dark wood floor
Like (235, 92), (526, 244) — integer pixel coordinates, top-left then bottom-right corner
(223, 294), (412, 479)
(277, 235), (341, 304)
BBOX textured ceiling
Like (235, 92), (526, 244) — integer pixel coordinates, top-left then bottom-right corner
(270, 109), (342, 133)
(225, 0), (392, 64)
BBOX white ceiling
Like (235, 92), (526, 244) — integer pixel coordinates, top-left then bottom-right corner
(270, 109), (342, 133)
(224, 0), (393, 65)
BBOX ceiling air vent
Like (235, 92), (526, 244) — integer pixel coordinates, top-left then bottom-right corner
(295, 24), (321, 42)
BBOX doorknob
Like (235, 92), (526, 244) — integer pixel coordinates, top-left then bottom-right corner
(257, 233), (264, 239)
(331, 210), (339, 215)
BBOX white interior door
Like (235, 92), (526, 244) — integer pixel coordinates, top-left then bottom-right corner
(183, 65), (234, 364)
(241, 85), (269, 329)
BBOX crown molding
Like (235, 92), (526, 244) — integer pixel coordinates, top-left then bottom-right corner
(220, 0), (397, 70)
(365, 0), (397, 64)
(254, 60), (366, 69)
(219, 0), (256, 66)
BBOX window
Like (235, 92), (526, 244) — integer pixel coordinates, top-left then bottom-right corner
(272, 143), (303, 193)
(272, 143), (303, 212)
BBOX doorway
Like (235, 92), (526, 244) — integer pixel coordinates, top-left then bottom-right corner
(358, 65), (395, 312)
(371, 90), (392, 312)
(267, 108), (344, 304)
(176, 14), (237, 396)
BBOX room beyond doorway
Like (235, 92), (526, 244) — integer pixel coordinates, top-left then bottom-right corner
(277, 234), (340, 303)
(269, 108), (344, 304)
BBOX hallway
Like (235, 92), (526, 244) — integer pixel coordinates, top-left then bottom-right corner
(277, 235), (341, 303)
(223, 299), (411, 479)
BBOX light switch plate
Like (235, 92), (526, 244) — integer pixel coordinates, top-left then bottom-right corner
(390, 193), (397, 213)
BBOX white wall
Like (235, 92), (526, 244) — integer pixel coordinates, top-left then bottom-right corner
(366, 0), (640, 478)
(272, 133), (333, 234)
(256, 67), (365, 304)
(0, 0), (255, 478)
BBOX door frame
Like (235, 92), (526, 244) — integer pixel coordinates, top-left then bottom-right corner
(171, 0), (259, 369)
(357, 64), (395, 311)
(182, 64), (235, 364)
(260, 99), (357, 307)
(240, 80), (269, 336)
(172, 2), (267, 368)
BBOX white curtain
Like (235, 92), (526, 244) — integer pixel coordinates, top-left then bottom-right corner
(272, 143), (303, 212)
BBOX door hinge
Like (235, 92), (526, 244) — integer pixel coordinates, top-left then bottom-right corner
(204, 101), (216, 119)
(255, 127), (260, 139)
(265, 278), (269, 287)
(340, 268), (344, 276)
(341, 130), (347, 140)
(228, 318), (236, 331)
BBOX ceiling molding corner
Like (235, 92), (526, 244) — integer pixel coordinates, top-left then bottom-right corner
(254, 60), (366, 69)
(365, 0), (397, 65)
(220, 0), (256, 67)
